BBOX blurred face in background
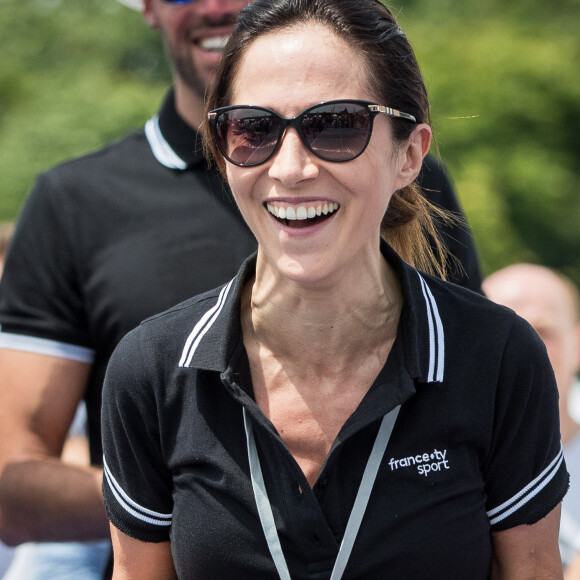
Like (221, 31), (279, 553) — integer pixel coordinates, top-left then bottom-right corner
(143, 0), (252, 98)
(483, 264), (580, 399)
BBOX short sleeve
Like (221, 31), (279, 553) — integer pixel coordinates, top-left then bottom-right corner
(101, 327), (173, 543)
(0, 170), (92, 355)
(484, 315), (569, 531)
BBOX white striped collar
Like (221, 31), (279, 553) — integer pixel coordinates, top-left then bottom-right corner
(177, 243), (446, 384)
(145, 115), (188, 170)
(178, 279), (235, 369)
(176, 253), (255, 372)
(417, 272), (445, 383)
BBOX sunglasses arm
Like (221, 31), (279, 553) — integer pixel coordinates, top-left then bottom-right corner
(368, 105), (416, 123)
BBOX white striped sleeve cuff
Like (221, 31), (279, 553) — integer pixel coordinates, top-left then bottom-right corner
(103, 456), (172, 527)
(486, 444), (565, 525)
(0, 330), (95, 363)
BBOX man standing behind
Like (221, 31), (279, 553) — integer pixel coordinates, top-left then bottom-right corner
(0, 1), (481, 578)
(483, 264), (580, 574)
(0, 0), (257, 570)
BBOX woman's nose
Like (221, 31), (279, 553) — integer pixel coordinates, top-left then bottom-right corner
(267, 128), (319, 186)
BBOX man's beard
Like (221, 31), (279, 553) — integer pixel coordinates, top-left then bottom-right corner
(162, 14), (240, 101)
(161, 31), (207, 100)
(171, 51), (207, 100)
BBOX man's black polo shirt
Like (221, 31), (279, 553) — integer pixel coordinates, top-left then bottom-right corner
(102, 242), (567, 579)
(0, 90), (258, 464)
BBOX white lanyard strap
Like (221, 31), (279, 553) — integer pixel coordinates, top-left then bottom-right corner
(243, 404), (401, 580)
(244, 408), (292, 580)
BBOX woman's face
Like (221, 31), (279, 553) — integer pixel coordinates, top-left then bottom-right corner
(226, 23), (425, 286)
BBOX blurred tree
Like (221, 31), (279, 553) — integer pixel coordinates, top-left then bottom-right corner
(0, 0), (578, 284)
(398, 1), (580, 283)
(0, 0), (170, 217)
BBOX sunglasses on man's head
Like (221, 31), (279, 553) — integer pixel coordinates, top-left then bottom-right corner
(207, 100), (417, 167)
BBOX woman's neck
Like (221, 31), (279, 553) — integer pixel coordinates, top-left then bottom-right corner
(242, 253), (402, 378)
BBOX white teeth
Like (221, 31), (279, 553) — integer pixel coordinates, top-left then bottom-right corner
(199, 35), (230, 51)
(266, 202), (339, 221)
(296, 207), (308, 220)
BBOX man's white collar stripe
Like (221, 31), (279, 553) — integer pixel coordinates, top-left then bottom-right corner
(145, 115), (187, 170)
(487, 444), (564, 525)
(179, 280), (234, 368)
(103, 456), (172, 526)
(417, 273), (445, 382)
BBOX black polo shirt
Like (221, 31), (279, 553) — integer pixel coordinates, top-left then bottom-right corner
(102, 242), (567, 579)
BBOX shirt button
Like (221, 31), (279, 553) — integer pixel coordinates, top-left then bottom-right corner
(318, 475), (328, 487)
(293, 481), (304, 500)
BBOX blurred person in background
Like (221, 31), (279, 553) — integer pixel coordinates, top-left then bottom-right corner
(483, 263), (580, 576)
(2, 226), (108, 580)
(0, 3), (257, 578)
(0, 1), (481, 579)
(2, 403), (110, 579)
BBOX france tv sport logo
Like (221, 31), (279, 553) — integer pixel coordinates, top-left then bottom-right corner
(388, 448), (450, 477)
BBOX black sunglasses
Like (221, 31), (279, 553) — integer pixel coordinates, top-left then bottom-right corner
(207, 99), (417, 167)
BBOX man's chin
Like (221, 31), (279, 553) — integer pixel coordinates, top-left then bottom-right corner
(173, 60), (209, 101)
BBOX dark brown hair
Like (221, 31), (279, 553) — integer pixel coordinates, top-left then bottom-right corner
(204, 0), (453, 278)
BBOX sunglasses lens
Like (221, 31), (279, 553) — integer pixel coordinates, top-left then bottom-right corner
(216, 109), (281, 166)
(302, 103), (371, 161)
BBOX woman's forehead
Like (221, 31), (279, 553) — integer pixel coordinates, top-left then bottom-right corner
(230, 23), (370, 106)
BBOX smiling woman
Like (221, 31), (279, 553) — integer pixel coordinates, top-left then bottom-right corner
(101, 1), (568, 578)
(210, 21), (424, 287)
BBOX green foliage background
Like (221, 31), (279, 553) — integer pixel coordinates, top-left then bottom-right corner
(1, 0), (579, 284)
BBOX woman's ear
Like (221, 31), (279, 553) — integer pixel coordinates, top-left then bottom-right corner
(394, 124), (432, 191)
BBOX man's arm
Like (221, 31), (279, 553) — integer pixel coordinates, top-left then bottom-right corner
(0, 350), (109, 545)
(491, 504), (563, 579)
